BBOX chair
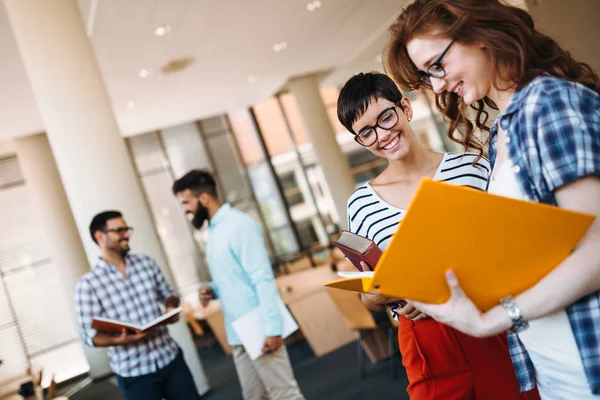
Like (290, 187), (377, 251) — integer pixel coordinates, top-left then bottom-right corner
(327, 288), (399, 379)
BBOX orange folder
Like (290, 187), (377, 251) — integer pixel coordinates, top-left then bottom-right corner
(324, 179), (595, 311)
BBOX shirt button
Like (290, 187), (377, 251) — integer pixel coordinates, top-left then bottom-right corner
(512, 165), (521, 173)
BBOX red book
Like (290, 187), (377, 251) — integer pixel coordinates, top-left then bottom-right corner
(91, 307), (181, 334)
(333, 230), (382, 272)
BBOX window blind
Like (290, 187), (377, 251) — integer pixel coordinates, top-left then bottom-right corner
(0, 155), (88, 387)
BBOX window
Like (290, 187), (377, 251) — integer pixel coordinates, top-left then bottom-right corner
(0, 156), (88, 390)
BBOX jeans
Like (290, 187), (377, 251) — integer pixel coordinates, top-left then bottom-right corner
(116, 350), (201, 400)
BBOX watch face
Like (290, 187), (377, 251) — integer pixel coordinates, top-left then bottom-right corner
(508, 308), (520, 319)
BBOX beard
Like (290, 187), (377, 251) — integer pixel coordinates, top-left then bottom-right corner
(108, 239), (130, 257)
(117, 240), (130, 256)
(192, 205), (209, 229)
(118, 246), (130, 257)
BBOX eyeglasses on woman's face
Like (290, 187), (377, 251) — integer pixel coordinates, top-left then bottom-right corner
(418, 38), (456, 87)
(354, 104), (401, 147)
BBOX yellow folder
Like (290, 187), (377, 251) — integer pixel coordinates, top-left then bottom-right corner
(324, 179), (595, 311)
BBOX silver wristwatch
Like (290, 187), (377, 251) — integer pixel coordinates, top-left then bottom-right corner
(500, 296), (529, 333)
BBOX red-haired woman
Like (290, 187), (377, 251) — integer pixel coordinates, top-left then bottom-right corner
(338, 72), (539, 400)
(385, 1), (600, 398)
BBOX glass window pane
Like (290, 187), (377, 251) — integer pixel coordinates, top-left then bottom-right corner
(0, 324), (29, 386)
(161, 123), (212, 178)
(278, 93), (310, 146)
(5, 261), (79, 356)
(0, 156), (24, 187)
(0, 185), (49, 272)
(253, 97), (294, 156)
(228, 110), (264, 167)
(140, 171), (209, 293)
(128, 132), (167, 174)
(205, 134), (251, 206)
(29, 341), (89, 386)
(200, 116), (227, 136)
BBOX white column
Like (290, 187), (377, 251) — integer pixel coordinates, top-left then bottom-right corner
(4, 0), (209, 393)
(288, 74), (356, 229)
(14, 133), (111, 378)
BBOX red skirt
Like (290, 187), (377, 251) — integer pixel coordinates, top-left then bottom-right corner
(398, 317), (540, 399)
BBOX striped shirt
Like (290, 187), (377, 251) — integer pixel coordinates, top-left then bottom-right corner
(346, 152), (490, 318)
(74, 254), (179, 377)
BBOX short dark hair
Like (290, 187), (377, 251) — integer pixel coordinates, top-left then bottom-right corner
(337, 72), (404, 134)
(172, 169), (218, 198)
(89, 210), (122, 244)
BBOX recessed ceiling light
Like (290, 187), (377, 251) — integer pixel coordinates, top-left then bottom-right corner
(273, 41), (288, 52)
(247, 75), (256, 84)
(126, 100), (136, 109)
(306, 0), (322, 11)
(139, 68), (154, 78)
(154, 24), (171, 37)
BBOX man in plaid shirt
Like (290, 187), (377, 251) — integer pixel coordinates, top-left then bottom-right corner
(74, 211), (201, 400)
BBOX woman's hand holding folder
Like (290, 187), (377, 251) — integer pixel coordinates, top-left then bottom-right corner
(359, 261), (427, 321)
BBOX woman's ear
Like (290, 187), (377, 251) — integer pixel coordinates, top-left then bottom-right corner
(400, 96), (413, 121)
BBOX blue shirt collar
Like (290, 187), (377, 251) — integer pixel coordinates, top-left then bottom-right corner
(488, 78), (536, 160)
(209, 203), (232, 229)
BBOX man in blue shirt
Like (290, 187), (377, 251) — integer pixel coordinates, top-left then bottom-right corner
(172, 170), (304, 400)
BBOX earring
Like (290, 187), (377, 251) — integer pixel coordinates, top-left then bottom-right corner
(408, 116), (412, 122)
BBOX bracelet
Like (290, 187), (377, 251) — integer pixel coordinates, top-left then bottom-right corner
(500, 296), (529, 333)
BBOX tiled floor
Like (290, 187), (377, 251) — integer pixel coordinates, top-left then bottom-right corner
(66, 340), (409, 400)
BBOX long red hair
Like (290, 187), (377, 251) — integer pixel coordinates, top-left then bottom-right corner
(385, 0), (600, 156)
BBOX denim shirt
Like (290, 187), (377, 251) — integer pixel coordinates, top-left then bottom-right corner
(488, 75), (600, 393)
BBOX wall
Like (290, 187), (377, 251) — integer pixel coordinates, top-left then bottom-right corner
(527, 0), (600, 74)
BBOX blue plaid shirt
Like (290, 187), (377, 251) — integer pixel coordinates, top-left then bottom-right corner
(75, 254), (180, 377)
(488, 75), (600, 393)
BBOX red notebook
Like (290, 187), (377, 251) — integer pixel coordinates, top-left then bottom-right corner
(333, 230), (382, 271)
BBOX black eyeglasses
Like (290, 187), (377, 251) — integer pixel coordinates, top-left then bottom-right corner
(104, 227), (134, 235)
(418, 38), (456, 87)
(354, 104), (401, 147)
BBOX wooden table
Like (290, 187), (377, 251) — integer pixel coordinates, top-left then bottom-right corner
(183, 296), (233, 355)
(276, 266), (356, 356)
(186, 265), (357, 358)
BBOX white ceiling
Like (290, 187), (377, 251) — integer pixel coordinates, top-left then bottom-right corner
(0, 0), (402, 142)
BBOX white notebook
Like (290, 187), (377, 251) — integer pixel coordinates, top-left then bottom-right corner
(231, 299), (298, 360)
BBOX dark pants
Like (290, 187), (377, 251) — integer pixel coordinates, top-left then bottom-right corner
(116, 350), (201, 400)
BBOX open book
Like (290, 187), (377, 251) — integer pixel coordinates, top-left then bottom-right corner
(325, 179), (595, 311)
(334, 230), (382, 271)
(91, 307), (182, 333)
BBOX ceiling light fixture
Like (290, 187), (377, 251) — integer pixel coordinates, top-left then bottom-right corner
(155, 24), (172, 37)
(139, 68), (154, 78)
(273, 41), (288, 52)
(306, 0), (322, 11)
(247, 76), (256, 84)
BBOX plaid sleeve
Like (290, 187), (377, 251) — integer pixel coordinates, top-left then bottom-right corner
(536, 83), (600, 193)
(150, 257), (176, 304)
(507, 332), (536, 392)
(74, 278), (101, 347)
